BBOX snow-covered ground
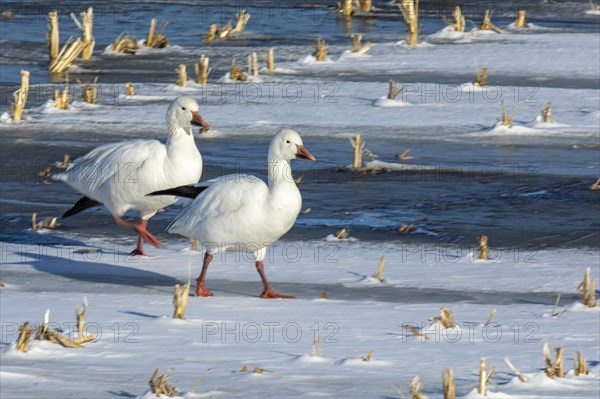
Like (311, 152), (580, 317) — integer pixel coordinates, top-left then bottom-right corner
(1, 3), (599, 398)
(1, 239), (598, 398)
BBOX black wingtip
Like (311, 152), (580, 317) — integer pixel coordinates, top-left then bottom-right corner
(62, 196), (101, 218)
(148, 185), (208, 199)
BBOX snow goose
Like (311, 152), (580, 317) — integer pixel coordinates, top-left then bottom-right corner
(54, 96), (209, 255)
(151, 128), (315, 298)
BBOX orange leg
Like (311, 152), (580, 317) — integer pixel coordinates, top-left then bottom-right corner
(112, 216), (162, 251)
(130, 230), (146, 256)
(195, 252), (214, 297)
(256, 260), (295, 299)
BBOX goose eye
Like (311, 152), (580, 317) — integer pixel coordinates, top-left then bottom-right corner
(286, 140), (290, 144)
(182, 107), (186, 111)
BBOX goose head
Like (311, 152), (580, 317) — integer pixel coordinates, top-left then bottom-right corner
(166, 96), (209, 132)
(269, 128), (316, 162)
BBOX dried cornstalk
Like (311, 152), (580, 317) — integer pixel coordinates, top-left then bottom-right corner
(473, 67), (488, 87)
(57, 154), (70, 168)
(591, 0), (599, 11)
(190, 368), (212, 393)
(191, 239), (200, 251)
(267, 48), (275, 72)
(574, 351), (589, 376)
(404, 324), (429, 340)
(12, 90), (26, 122)
(146, 18), (156, 47)
(438, 307), (455, 328)
(352, 34), (361, 52)
(49, 37), (87, 73)
(578, 267), (597, 307)
(76, 297), (88, 337)
(314, 38), (328, 61)
(47, 11), (60, 62)
(54, 86), (70, 109)
(409, 375), (429, 399)
(232, 10), (250, 35)
(451, 6), (465, 32)
(205, 24), (217, 42)
(247, 52), (258, 78)
(398, 148), (411, 160)
(484, 308), (496, 326)
(515, 10), (527, 29)
(74, 297), (95, 344)
(373, 256), (385, 281)
(363, 350), (373, 361)
(79, 77), (98, 104)
(398, 224), (415, 233)
(12, 70), (30, 122)
(217, 20), (232, 39)
(149, 368), (179, 397)
(501, 101), (517, 128)
(555, 347), (564, 378)
(551, 293), (563, 316)
(478, 358), (487, 395)
(544, 343), (565, 378)
(590, 177), (600, 191)
(32, 213), (58, 231)
(360, 0), (372, 13)
(342, 0), (354, 17)
(398, 0), (419, 46)
(111, 34), (139, 54)
(144, 19), (169, 48)
(321, 291), (329, 299)
(503, 357), (528, 382)
(477, 235), (489, 260)
(172, 283), (190, 319)
(2, 10), (13, 20)
(350, 133), (364, 169)
(125, 82), (135, 96)
(195, 55), (209, 85)
(442, 368), (456, 399)
(176, 64), (187, 87)
(486, 366), (497, 386)
(350, 34), (373, 54)
(542, 102), (553, 123)
(388, 80), (403, 100)
(230, 60), (247, 81)
(479, 10), (504, 33)
(312, 329), (321, 356)
(335, 228), (349, 239)
(36, 309), (87, 348)
(16, 322), (35, 352)
(71, 7), (94, 59)
(38, 167), (51, 184)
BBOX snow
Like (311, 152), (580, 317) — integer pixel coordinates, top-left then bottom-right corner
(1, 239), (598, 398)
(1, 9), (599, 399)
(1, 80), (597, 148)
(372, 96), (409, 108)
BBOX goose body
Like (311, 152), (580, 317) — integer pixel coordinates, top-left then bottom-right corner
(54, 96), (209, 254)
(160, 128), (315, 298)
(167, 173), (301, 251)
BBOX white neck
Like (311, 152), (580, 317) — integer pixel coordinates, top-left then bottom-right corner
(268, 158), (294, 186)
(166, 125), (193, 145)
(266, 157), (300, 217)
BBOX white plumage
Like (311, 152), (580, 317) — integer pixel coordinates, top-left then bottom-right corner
(54, 96), (209, 255)
(165, 128), (316, 298)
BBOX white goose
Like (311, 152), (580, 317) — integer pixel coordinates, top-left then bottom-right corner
(151, 128), (315, 298)
(54, 96), (209, 255)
